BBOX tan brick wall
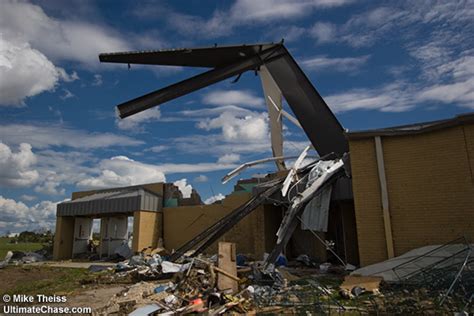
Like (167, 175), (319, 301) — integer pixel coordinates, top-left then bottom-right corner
(349, 138), (388, 266)
(350, 124), (474, 266)
(163, 193), (277, 259)
(53, 216), (74, 260)
(132, 210), (163, 252)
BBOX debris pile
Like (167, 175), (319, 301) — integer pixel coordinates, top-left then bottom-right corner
(0, 248), (49, 268)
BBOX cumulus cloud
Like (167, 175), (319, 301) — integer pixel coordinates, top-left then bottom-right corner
(204, 193), (226, 205)
(116, 107), (162, 132)
(34, 177), (66, 196)
(0, 0), (130, 105)
(0, 0), (130, 67)
(173, 179), (193, 198)
(0, 196), (60, 233)
(0, 142), (39, 187)
(0, 36), (75, 106)
(20, 194), (37, 202)
(197, 112), (269, 142)
(77, 156), (167, 189)
(202, 90), (264, 108)
(77, 156), (238, 190)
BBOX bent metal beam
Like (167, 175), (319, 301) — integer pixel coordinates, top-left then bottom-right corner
(99, 43), (349, 157)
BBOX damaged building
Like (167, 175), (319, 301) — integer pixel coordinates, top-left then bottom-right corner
(53, 42), (473, 270)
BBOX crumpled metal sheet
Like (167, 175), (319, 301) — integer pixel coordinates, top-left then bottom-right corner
(300, 185), (332, 232)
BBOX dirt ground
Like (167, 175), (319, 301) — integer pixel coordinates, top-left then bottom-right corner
(0, 265), (64, 293)
(0, 264), (127, 314)
(63, 286), (126, 311)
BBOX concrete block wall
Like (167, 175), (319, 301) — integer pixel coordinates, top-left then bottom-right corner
(350, 124), (474, 266)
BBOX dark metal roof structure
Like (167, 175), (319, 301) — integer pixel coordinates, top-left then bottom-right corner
(57, 188), (161, 217)
(346, 112), (474, 139)
(99, 43), (349, 157)
(99, 43), (277, 68)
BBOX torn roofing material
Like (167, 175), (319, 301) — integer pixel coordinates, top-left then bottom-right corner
(99, 42), (349, 156)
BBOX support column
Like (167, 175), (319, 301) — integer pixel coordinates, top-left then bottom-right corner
(374, 136), (395, 258)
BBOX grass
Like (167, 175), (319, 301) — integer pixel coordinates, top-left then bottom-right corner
(0, 237), (46, 259)
(2, 266), (95, 296)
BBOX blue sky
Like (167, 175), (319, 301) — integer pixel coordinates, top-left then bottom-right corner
(0, 0), (473, 234)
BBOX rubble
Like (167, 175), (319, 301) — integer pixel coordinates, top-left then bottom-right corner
(0, 251), (13, 269)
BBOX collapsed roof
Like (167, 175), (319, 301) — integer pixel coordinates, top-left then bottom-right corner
(99, 43), (352, 265)
(99, 43), (349, 166)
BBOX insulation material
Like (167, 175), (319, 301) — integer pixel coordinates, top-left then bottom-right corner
(259, 65), (285, 171)
(300, 185), (332, 232)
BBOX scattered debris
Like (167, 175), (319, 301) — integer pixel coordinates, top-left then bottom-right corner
(0, 251), (13, 269)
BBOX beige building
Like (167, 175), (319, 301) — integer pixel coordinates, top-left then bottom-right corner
(53, 177), (357, 264)
(347, 112), (474, 266)
(54, 112), (473, 267)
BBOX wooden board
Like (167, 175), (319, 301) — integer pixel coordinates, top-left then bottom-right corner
(217, 242), (238, 293)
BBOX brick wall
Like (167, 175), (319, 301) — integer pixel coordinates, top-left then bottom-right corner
(350, 124), (474, 266)
(163, 193), (280, 259)
(132, 210), (162, 252)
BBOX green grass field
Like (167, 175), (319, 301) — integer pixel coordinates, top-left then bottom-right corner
(0, 237), (46, 259)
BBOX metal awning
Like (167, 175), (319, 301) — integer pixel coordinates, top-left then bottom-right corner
(57, 188), (161, 217)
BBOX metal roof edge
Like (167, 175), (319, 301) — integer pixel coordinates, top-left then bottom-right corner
(345, 112), (474, 140)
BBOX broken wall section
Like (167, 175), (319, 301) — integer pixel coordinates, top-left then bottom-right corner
(163, 192), (282, 260)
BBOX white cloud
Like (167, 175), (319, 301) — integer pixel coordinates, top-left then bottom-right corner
(77, 156), (167, 189)
(202, 90), (264, 108)
(92, 74), (103, 86)
(173, 179), (193, 198)
(301, 55), (370, 72)
(116, 107), (162, 131)
(147, 145), (168, 153)
(0, 1), (130, 67)
(173, 134), (272, 157)
(194, 175), (208, 183)
(20, 195), (37, 202)
(34, 177), (66, 196)
(417, 78), (474, 109)
(325, 82), (415, 113)
(0, 36), (75, 106)
(0, 142), (39, 187)
(0, 124), (143, 149)
(77, 156), (238, 190)
(230, 0), (353, 21)
(165, 0), (352, 38)
(204, 193), (226, 205)
(217, 153), (241, 164)
(310, 22), (337, 43)
(197, 112), (269, 142)
(180, 105), (255, 118)
(0, 0), (132, 105)
(0, 196), (60, 233)
(60, 89), (74, 100)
